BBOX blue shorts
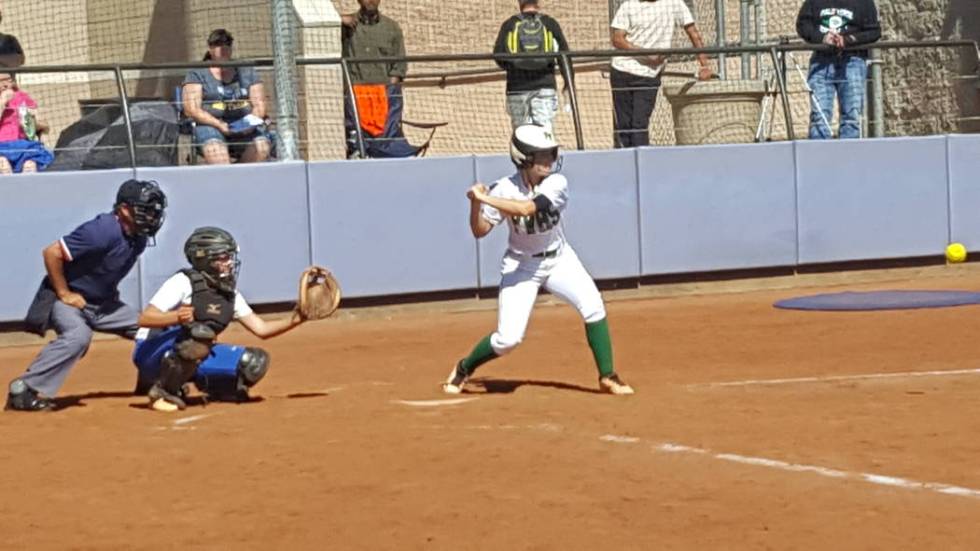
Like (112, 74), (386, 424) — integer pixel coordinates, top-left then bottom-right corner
(193, 123), (271, 153)
(133, 326), (246, 390)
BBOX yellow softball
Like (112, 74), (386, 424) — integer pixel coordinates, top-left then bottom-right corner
(946, 242), (967, 263)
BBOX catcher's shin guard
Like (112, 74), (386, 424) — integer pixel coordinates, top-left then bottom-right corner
(194, 345), (269, 402)
(157, 350), (199, 394)
(148, 350), (199, 410)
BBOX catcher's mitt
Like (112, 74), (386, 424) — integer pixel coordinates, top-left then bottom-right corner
(297, 266), (341, 320)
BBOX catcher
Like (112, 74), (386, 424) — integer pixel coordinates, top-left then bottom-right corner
(131, 226), (340, 412)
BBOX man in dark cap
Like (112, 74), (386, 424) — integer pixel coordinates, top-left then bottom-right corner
(6, 180), (168, 411)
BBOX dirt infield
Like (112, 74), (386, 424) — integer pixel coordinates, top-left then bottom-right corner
(2, 270), (980, 550)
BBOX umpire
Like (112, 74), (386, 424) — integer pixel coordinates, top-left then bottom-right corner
(5, 179), (167, 412)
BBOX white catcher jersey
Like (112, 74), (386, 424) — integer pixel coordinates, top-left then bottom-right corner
(481, 172), (569, 256)
(134, 272), (253, 340)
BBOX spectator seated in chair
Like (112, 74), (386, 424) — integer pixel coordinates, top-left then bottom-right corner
(181, 29), (271, 165)
(0, 72), (52, 174)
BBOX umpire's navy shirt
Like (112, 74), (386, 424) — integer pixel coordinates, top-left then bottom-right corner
(58, 213), (146, 304)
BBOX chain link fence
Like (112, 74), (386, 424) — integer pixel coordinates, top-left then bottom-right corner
(0, 0), (976, 167)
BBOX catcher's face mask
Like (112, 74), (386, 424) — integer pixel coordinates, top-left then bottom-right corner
(209, 251), (241, 288)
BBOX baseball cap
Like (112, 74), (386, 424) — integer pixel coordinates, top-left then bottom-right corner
(116, 179), (148, 205)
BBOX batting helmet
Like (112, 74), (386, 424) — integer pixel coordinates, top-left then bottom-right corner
(184, 226), (240, 293)
(115, 179), (167, 237)
(509, 124), (561, 171)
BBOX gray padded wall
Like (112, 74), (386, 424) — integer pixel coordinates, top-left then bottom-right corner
(639, 142), (798, 274)
(136, 162), (310, 304)
(0, 169), (137, 320)
(948, 134), (980, 250)
(308, 156), (478, 297)
(796, 137), (949, 264)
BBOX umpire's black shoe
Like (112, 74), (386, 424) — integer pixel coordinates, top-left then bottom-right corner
(5, 381), (56, 412)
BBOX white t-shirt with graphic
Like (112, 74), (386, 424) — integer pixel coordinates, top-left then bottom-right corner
(134, 272), (253, 340)
(611, 0), (696, 79)
(481, 172), (569, 257)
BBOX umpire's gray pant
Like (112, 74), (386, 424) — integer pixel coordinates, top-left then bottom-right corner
(17, 300), (139, 397)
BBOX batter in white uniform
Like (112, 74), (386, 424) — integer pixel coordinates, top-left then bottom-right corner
(444, 124), (634, 395)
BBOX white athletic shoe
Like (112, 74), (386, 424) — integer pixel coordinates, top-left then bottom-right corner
(599, 374), (635, 395)
(443, 361), (468, 394)
(147, 383), (186, 412)
(150, 397), (180, 412)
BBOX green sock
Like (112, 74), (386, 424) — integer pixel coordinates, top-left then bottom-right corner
(460, 334), (498, 375)
(585, 318), (615, 378)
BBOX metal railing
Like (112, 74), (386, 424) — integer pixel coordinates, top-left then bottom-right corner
(4, 39), (977, 167)
(325, 39), (979, 152)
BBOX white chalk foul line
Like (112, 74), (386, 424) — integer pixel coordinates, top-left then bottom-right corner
(688, 368), (980, 389)
(173, 413), (214, 426)
(600, 434), (641, 443)
(653, 442), (980, 500)
(393, 398), (478, 407)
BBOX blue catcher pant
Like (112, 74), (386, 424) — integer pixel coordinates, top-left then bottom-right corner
(132, 326), (247, 395)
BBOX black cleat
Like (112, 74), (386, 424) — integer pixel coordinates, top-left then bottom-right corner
(5, 382), (56, 412)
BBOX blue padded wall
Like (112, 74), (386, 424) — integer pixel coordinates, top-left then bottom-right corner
(136, 162), (310, 305)
(475, 154), (518, 288)
(474, 150), (641, 287)
(0, 169), (137, 320)
(638, 142), (798, 274)
(0, 136), (968, 323)
(308, 156), (478, 297)
(796, 136), (949, 264)
(948, 134), (980, 250)
(559, 149), (641, 279)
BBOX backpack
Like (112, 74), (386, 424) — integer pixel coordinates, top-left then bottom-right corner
(506, 14), (557, 71)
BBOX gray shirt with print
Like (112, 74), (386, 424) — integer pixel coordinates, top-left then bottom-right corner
(183, 67), (261, 121)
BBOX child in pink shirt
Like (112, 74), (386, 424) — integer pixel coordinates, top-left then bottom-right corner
(0, 72), (52, 174)
(0, 88), (36, 141)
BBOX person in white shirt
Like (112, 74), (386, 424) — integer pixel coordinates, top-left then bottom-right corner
(610, 0), (714, 147)
(444, 125), (634, 396)
(132, 227), (307, 412)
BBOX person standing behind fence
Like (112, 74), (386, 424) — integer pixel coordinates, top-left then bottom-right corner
(797, 0), (881, 139)
(341, 0), (416, 158)
(493, 0), (572, 134)
(610, 0), (713, 148)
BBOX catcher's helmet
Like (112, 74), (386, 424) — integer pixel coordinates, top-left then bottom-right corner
(509, 124), (560, 170)
(184, 226), (240, 293)
(115, 179), (167, 237)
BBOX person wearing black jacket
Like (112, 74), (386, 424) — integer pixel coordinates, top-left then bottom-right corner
(796, 0), (881, 139)
(493, 0), (571, 133)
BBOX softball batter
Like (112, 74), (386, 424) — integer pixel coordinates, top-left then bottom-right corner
(444, 124), (634, 395)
